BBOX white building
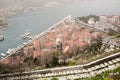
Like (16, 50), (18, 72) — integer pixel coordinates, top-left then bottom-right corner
(88, 17), (95, 25)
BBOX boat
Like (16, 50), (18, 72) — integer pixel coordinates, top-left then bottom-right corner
(23, 42), (27, 45)
(6, 48), (15, 54)
(21, 32), (30, 39)
(6, 50), (10, 54)
(0, 35), (4, 41)
(27, 36), (33, 40)
(1, 53), (6, 57)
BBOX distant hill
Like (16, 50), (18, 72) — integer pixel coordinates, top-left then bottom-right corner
(0, 0), (45, 8)
(0, 0), (86, 8)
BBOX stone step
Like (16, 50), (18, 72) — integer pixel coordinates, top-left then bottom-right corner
(115, 57), (120, 62)
(108, 61), (113, 64)
(104, 62), (109, 66)
(100, 64), (105, 68)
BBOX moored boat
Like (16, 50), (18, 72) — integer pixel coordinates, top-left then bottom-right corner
(6, 48), (15, 54)
(0, 53), (6, 57)
(21, 32), (30, 39)
(0, 35), (4, 41)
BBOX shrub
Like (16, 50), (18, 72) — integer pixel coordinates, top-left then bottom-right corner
(107, 29), (118, 36)
(41, 78), (48, 80)
(50, 77), (59, 80)
(68, 61), (76, 66)
(104, 78), (113, 80)
(74, 78), (80, 80)
(114, 34), (120, 38)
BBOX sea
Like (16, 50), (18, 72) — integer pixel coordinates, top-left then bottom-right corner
(0, 0), (120, 59)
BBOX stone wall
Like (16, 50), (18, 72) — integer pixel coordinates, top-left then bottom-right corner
(0, 52), (120, 80)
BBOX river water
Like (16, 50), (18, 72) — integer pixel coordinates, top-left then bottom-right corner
(0, 0), (120, 57)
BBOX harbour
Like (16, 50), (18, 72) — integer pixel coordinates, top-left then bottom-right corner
(0, 15), (71, 61)
(0, 0), (120, 59)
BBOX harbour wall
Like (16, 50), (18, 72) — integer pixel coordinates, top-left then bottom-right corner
(0, 15), (72, 62)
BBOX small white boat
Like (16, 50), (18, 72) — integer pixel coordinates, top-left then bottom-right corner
(6, 49), (12, 54)
(1, 53), (6, 57)
(23, 42), (27, 45)
(6, 48), (15, 54)
(21, 32), (30, 39)
(0, 35), (4, 41)
(18, 45), (22, 48)
(6, 50), (10, 54)
(28, 36), (33, 40)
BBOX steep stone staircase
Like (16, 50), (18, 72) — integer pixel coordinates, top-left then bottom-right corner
(0, 52), (120, 80)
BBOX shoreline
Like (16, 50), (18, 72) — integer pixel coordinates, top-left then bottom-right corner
(0, 15), (72, 61)
(0, 1), (61, 18)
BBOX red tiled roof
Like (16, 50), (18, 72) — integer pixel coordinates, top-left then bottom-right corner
(34, 39), (41, 47)
(33, 51), (40, 58)
(63, 46), (70, 53)
(0, 24), (106, 64)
